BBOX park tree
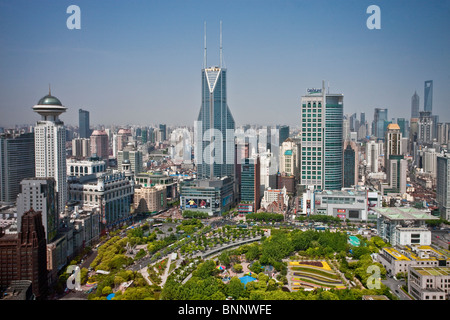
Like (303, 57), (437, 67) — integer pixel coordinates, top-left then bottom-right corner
(227, 277), (246, 300)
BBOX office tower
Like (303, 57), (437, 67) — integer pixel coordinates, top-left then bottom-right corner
(118, 144), (143, 174)
(72, 138), (91, 158)
(278, 125), (289, 145)
(159, 124), (167, 142)
(385, 123), (402, 173)
(411, 91), (420, 119)
(0, 132), (35, 203)
(117, 128), (132, 152)
(343, 141), (357, 188)
(16, 178), (58, 244)
(386, 155), (407, 195)
(195, 23), (235, 180)
(33, 91), (68, 215)
(78, 109), (90, 139)
(238, 157), (261, 213)
(90, 130), (109, 159)
(366, 140), (380, 173)
(422, 148), (438, 177)
(349, 113), (357, 132)
(360, 112), (366, 127)
(437, 123), (450, 146)
(432, 115), (439, 140)
(280, 138), (298, 178)
(373, 108), (388, 139)
(141, 128), (148, 144)
(343, 116), (350, 141)
(424, 80), (433, 113)
(300, 83), (343, 190)
(418, 111), (433, 144)
(437, 153), (450, 221)
(17, 209), (48, 299)
(397, 118), (407, 138)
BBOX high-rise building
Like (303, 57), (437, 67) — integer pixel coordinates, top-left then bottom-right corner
(0, 209), (48, 300)
(16, 178), (58, 244)
(238, 157), (261, 213)
(33, 92), (68, 214)
(424, 80), (433, 113)
(397, 118), (407, 138)
(280, 138), (298, 178)
(411, 91), (420, 119)
(116, 128), (132, 153)
(118, 144), (143, 174)
(78, 109), (90, 139)
(90, 130), (109, 159)
(72, 138), (91, 158)
(343, 141), (358, 188)
(0, 132), (35, 203)
(436, 153), (450, 221)
(159, 124), (167, 142)
(437, 123), (450, 146)
(418, 111), (433, 145)
(195, 66), (235, 179)
(278, 125), (290, 145)
(384, 155), (407, 195)
(385, 123), (402, 173)
(300, 83), (343, 190)
(17, 209), (48, 299)
(373, 108), (388, 139)
(366, 140), (380, 173)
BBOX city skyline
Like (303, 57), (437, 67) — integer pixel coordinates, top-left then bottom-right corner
(0, 0), (449, 128)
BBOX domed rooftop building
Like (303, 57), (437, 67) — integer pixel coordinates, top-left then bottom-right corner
(33, 90), (67, 121)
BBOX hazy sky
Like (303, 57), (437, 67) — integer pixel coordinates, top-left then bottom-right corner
(0, 0), (449, 128)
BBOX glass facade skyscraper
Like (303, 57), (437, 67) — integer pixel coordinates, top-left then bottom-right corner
(79, 108), (90, 139)
(0, 132), (35, 203)
(196, 66), (235, 179)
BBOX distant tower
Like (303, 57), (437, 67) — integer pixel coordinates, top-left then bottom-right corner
(78, 109), (90, 138)
(90, 130), (109, 159)
(343, 141), (358, 188)
(33, 90), (68, 215)
(424, 80), (433, 113)
(411, 91), (419, 119)
(196, 21), (235, 179)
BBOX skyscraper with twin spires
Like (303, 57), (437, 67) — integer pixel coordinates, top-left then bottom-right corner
(195, 22), (235, 180)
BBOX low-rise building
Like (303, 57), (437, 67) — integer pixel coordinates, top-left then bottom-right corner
(134, 185), (167, 213)
(180, 176), (235, 216)
(314, 189), (368, 220)
(374, 207), (439, 246)
(376, 245), (450, 276)
(68, 170), (134, 231)
(408, 266), (450, 300)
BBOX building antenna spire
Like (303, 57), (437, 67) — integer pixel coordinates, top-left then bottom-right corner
(48, 83), (51, 95)
(204, 21), (207, 69)
(220, 20), (223, 68)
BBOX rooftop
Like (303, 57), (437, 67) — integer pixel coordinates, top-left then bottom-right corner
(412, 266), (450, 277)
(374, 207), (438, 221)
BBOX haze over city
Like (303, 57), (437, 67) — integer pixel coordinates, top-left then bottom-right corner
(0, 0), (449, 128)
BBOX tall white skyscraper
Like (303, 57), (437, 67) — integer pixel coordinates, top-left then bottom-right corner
(33, 91), (68, 214)
(300, 82), (343, 190)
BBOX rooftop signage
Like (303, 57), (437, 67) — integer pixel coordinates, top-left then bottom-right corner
(307, 88), (322, 94)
